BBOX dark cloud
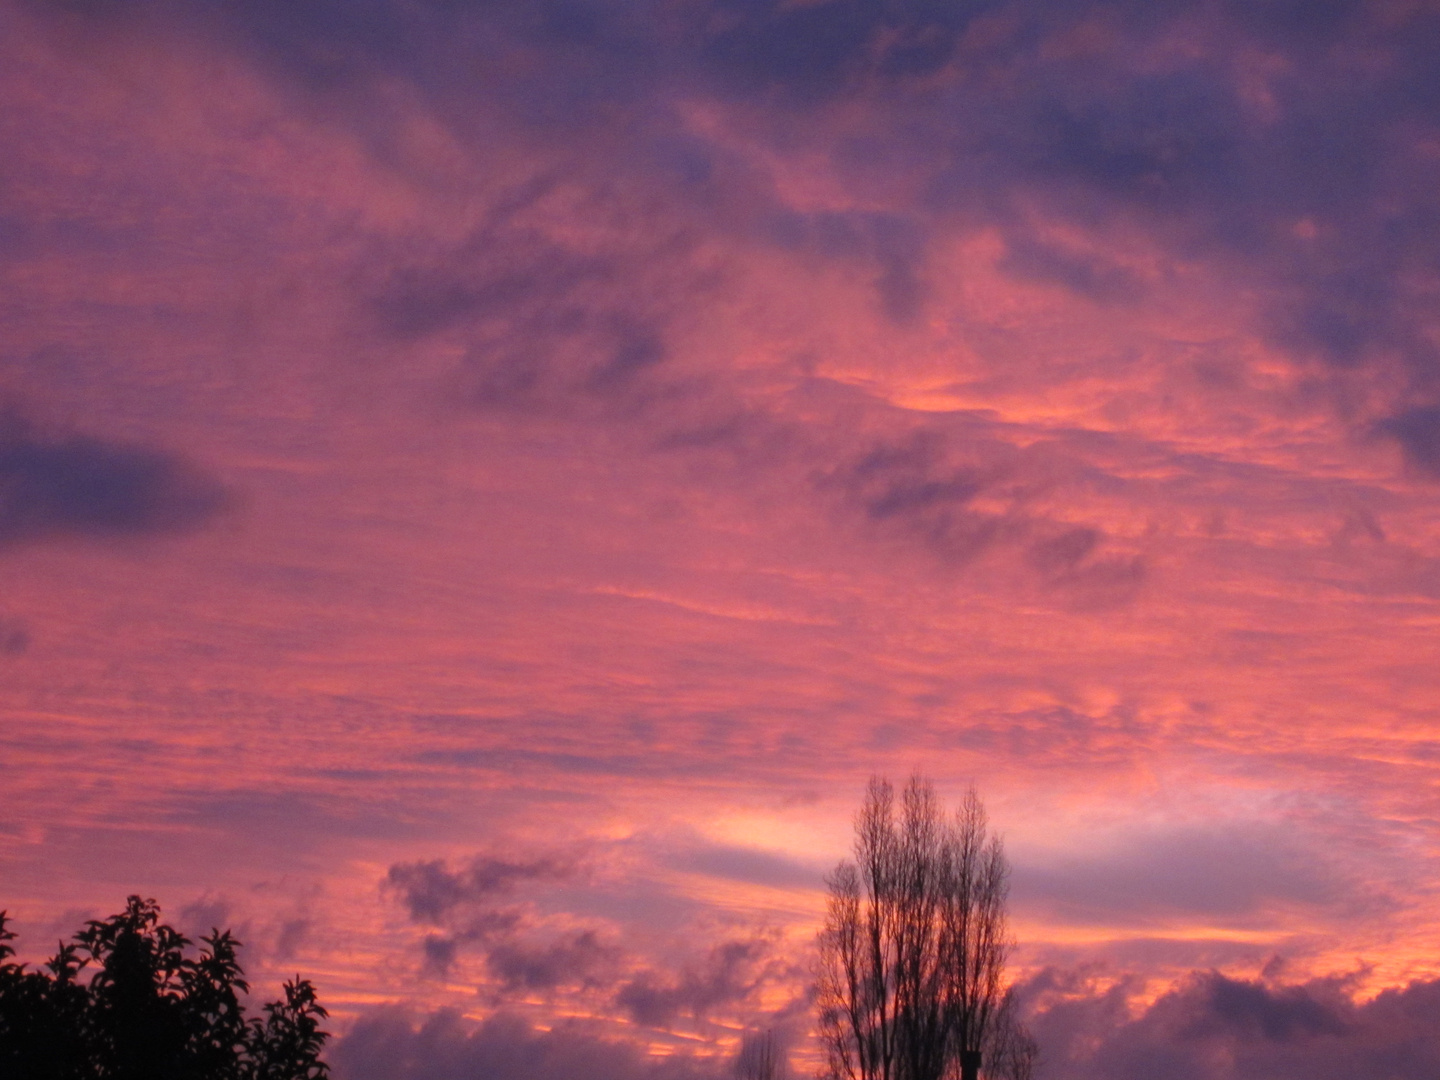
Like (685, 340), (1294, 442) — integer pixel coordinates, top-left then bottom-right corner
(1378, 407), (1440, 478)
(487, 929), (619, 991)
(758, 209), (928, 323)
(386, 847), (800, 1021)
(1199, 977), (1347, 1040)
(232, 0), (663, 132)
(364, 202), (687, 418)
(421, 934), (457, 976)
(375, 190), (1148, 599)
(274, 917), (310, 961)
(1225, 0), (1364, 42)
(999, 235), (1146, 305)
(1025, 527), (1145, 607)
(331, 1009), (722, 1080)
(816, 431), (1005, 566)
(1025, 968), (1440, 1080)
(41, 0), (1440, 426)
(694, 0), (997, 97)
(369, 210), (615, 344)
(70, 0), (1440, 493)
(986, 4), (1440, 401)
(1028, 527), (1100, 574)
(177, 895), (232, 937)
(0, 413), (227, 547)
(386, 852), (605, 987)
(192, 0), (996, 117)
(0, 616), (30, 656)
(1001, 65), (1246, 211)
(385, 854), (576, 924)
(615, 937), (792, 1029)
(810, 427), (1144, 601)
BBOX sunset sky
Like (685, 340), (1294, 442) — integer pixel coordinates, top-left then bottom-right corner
(5, 0), (1440, 1076)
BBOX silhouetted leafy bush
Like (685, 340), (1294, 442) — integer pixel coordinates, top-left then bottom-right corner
(0, 896), (328, 1080)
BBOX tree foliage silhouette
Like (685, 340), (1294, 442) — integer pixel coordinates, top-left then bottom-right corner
(0, 896), (328, 1080)
(816, 777), (1034, 1080)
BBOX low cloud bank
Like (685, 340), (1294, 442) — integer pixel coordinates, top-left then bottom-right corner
(329, 964), (1440, 1079)
(1025, 967), (1440, 1080)
(331, 1010), (724, 1080)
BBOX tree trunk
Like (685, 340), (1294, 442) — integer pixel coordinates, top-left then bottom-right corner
(960, 1049), (982, 1080)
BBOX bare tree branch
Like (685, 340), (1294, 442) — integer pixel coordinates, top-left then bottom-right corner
(735, 1029), (788, 1080)
(815, 777), (1032, 1080)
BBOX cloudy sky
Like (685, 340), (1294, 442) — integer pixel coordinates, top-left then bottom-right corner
(5, 0), (1440, 1075)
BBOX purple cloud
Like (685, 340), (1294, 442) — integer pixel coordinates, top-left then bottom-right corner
(0, 411), (227, 547)
(331, 1010), (723, 1080)
(1025, 968), (1440, 1080)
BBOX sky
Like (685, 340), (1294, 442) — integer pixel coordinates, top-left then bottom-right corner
(4, 0), (1440, 1076)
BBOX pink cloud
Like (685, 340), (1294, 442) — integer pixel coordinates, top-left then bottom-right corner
(7, 0), (1440, 1074)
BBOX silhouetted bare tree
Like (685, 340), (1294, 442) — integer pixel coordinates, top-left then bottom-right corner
(983, 989), (1038, 1080)
(816, 777), (1030, 1080)
(735, 1028), (788, 1080)
(0, 896), (328, 1080)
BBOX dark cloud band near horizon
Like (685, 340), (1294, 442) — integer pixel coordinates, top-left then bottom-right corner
(328, 967), (1440, 1080)
(5, 0), (1440, 1077)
